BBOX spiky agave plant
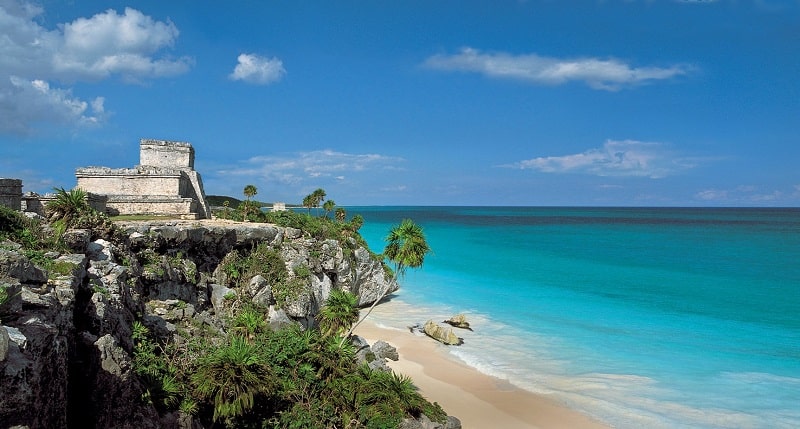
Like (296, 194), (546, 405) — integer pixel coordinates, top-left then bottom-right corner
(192, 336), (273, 422)
(46, 187), (89, 225)
(317, 289), (359, 338)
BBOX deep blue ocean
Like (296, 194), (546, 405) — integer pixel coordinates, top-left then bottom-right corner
(351, 207), (800, 429)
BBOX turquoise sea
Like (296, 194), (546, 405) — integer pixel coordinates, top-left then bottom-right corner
(351, 207), (800, 429)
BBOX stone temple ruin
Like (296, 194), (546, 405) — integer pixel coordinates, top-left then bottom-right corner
(0, 178), (22, 211)
(75, 139), (212, 219)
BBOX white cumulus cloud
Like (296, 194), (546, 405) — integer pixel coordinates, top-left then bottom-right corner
(0, 76), (105, 133)
(54, 7), (191, 82)
(0, 0), (192, 133)
(505, 139), (694, 178)
(229, 53), (286, 85)
(423, 47), (692, 90)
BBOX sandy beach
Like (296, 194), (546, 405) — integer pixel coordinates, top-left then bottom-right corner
(354, 320), (610, 429)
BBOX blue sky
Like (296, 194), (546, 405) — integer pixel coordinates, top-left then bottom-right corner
(1, 0), (798, 206)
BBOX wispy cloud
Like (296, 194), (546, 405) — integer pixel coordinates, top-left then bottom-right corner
(503, 139), (695, 178)
(0, 1), (191, 133)
(229, 53), (286, 85)
(423, 47), (693, 90)
(216, 149), (404, 187)
(695, 185), (792, 204)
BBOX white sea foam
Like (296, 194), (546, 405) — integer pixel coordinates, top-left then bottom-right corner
(367, 296), (799, 429)
(356, 206), (800, 429)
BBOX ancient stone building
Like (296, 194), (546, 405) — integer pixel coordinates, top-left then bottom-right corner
(76, 139), (211, 219)
(0, 178), (22, 211)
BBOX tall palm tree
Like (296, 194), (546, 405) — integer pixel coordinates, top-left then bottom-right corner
(317, 289), (359, 337)
(349, 214), (364, 232)
(311, 188), (326, 215)
(383, 219), (430, 278)
(346, 218), (430, 337)
(335, 207), (347, 223)
(322, 199), (335, 218)
(242, 185), (258, 219)
(302, 194), (314, 214)
(243, 184), (258, 201)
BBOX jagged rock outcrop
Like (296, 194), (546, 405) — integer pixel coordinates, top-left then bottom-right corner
(352, 335), (401, 372)
(0, 250), (81, 428)
(0, 219), (407, 428)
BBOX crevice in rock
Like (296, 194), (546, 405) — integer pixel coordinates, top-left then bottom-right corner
(66, 280), (97, 428)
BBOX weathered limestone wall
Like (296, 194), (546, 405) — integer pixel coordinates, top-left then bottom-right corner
(75, 139), (211, 219)
(103, 196), (197, 218)
(21, 192), (108, 216)
(0, 178), (22, 210)
(76, 168), (184, 197)
(139, 139), (194, 169)
(183, 170), (212, 219)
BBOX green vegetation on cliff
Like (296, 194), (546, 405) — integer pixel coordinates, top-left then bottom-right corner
(0, 190), (450, 429)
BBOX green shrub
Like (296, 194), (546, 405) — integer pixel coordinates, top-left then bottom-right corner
(0, 205), (25, 238)
(292, 264), (312, 280)
(272, 277), (306, 308)
(220, 243), (287, 289)
(48, 260), (77, 278)
(0, 286), (8, 307)
(192, 336), (274, 422)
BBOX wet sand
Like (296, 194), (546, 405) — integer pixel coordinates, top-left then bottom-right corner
(354, 320), (610, 429)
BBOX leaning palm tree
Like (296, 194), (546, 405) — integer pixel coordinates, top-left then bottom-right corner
(349, 214), (364, 232)
(311, 188), (326, 216)
(302, 194), (315, 214)
(335, 207), (347, 223)
(318, 289), (359, 338)
(346, 218), (430, 338)
(322, 199), (335, 218)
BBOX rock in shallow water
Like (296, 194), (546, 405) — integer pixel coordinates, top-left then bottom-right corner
(443, 314), (472, 331)
(423, 320), (463, 346)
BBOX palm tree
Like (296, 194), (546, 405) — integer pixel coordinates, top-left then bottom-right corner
(243, 184), (258, 201)
(242, 185), (258, 219)
(346, 218), (430, 337)
(302, 188), (326, 215)
(317, 289), (359, 338)
(311, 188), (326, 215)
(302, 194), (315, 214)
(335, 207), (346, 223)
(221, 200), (230, 219)
(383, 219), (430, 278)
(350, 214), (364, 232)
(323, 199), (335, 218)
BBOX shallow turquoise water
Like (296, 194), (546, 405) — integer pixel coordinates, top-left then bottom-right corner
(352, 207), (800, 429)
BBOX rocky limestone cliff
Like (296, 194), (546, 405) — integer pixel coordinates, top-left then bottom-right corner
(0, 219), (434, 429)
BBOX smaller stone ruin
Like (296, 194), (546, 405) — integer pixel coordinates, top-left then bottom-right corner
(76, 139), (212, 219)
(0, 178), (22, 211)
